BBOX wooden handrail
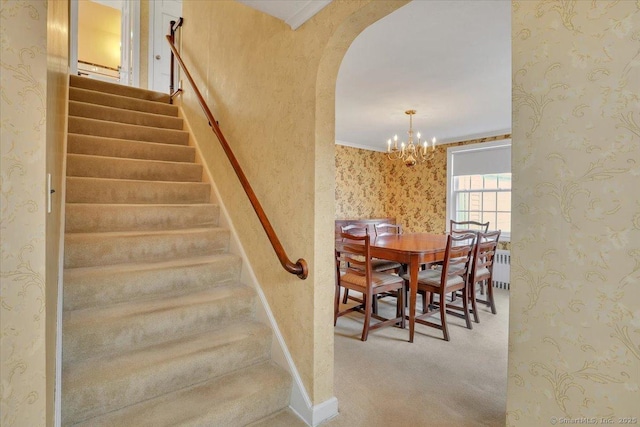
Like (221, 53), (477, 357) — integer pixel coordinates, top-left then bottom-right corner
(165, 33), (309, 280)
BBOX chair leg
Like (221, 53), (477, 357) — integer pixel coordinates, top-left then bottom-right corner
(469, 280), (480, 323)
(439, 292), (449, 341)
(487, 280), (497, 314)
(462, 286), (472, 330)
(361, 294), (372, 341)
(397, 285), (406, 329)
(420, 290), (427, 313)
(342, 289), (349, 304)
(334, 285), (341, 326)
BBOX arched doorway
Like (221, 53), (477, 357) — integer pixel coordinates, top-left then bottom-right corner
(317, 2), (510, 425)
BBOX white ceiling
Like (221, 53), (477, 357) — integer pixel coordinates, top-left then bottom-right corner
(236, 0), (511, 152)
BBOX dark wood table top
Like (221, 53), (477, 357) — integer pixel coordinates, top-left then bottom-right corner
(369, 233), (448, 255)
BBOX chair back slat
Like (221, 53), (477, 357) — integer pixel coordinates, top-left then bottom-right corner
(439, 232), (476, 290)
(450, 220), (490, 233)
(374, 223), (402, 236)
(341, 224), (368, 236)
(471, 230), (501, 275)
(338, 231), (372, 283)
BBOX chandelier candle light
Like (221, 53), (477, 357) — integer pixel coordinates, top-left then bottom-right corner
(386, 110), (436, 167)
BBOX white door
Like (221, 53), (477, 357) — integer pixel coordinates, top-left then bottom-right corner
(149, 0), (182, 93)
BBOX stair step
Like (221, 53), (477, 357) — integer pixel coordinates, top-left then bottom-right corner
(69, 100), (184, 130)
(64, 227), (230, 268)
(72, 362), (292, 427)
(62, 321), (272, 425)
(69, 116), (189, 145)
(66, 177), (210, 204)
(70, 74), (171, 103)
(65, 203), (219, 233)
(69, 86), (178, 116)
(67, 133), (195, 163)
(63, 254), (241, 310)
(67, 154), (203, 182)
(63, 284), (257, 364)
(247, 409), (308, 427)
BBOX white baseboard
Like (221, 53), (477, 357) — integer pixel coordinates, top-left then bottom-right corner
(290, 395), (339, 426)
(180, 108), (338, 426)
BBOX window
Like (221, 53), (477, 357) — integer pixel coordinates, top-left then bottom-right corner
(447, 140), (511, 240)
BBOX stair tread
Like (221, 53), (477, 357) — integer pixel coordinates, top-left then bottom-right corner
(66, 176), (211, 204)
(66, 175), (208, 185)
(70, 75), (171, 103)
(73, 362), (291, 427)
(64, 202), (219, 233)
(69, 100), (184, 130)
(65, 226), (225, 239)
(67, 152), (200, 168)
(66, 202), (217, 208)
(64, 252), (237, 277)
(63, 253), (241, 311)
(66, 153), (203, 182)
(247, 409), (308, 427)
(68, 116), (189, 145)
(67, 133), (194, 154)
(63, 321), (273, 424)
(69, 86), (179, 116)
(64, 283), (254, 327)
(64, 320), (270, 375)
(69, 115), (185, 131)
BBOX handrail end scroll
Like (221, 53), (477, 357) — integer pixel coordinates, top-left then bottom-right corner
(287, 258), (308, 280)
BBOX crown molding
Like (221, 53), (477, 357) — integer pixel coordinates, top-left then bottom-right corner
(335, 139), (387, 153)
(286, 0), (332, 30)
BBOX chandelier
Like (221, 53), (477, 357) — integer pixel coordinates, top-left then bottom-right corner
(386, 110), (436, 167)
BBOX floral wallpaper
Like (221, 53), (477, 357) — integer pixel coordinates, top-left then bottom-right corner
(335, 145), (389, 219)
(507, 1), (639, 425)
(336, 135), (511, 240)
(0, 1), (48, 425)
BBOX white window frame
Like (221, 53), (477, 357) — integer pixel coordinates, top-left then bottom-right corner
(446, 139), (512, 241)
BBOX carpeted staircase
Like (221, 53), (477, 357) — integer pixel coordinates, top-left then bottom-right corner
(62, 75), (294, 426)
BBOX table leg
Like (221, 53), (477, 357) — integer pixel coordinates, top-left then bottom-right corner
(409, 255), (418, 343)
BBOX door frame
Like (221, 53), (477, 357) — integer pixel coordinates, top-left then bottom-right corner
(147, 0), (182, 93)
(69, 0), (140, 86)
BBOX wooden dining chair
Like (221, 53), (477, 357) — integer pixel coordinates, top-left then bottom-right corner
(402, 232), (475, 341)
(445, 222), (487, 303)
(466, 230), (501, 322)
(340, 225), (402, 308)
(335, 231), (405, 341)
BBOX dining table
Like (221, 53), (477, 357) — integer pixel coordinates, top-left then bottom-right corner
(337, 232), (449, 343)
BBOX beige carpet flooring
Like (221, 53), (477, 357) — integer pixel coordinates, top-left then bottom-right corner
(325, 288), (509, 427)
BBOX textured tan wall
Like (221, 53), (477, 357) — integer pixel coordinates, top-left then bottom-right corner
(507, 1), (640, 425)
(2, 1), (49, 425)
(180, 0), (409, 403)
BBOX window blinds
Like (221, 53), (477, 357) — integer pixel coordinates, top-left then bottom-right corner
(450, 142), (511, 176)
